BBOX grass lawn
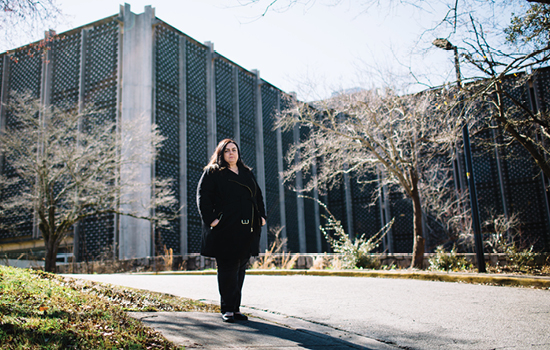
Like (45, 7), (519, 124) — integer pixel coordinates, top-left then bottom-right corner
(0, 265), (219, 349)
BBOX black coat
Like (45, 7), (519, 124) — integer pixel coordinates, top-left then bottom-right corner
(196, 164), (266, 259)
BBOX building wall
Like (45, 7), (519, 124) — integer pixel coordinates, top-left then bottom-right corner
(0, 5), (298, 261)
(1, 5), (549, 262)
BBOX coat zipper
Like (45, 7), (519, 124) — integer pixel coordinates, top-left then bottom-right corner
(229, 179), (256, 232)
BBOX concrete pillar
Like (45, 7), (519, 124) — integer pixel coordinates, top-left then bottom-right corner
(528, 78), (550, 232)
(73, 28), (89, 261)
(0, 55), (11, 184)
(35, 30), (55, 240)
(114, 18), (123, 259)
(179, 36), (188, 255)
(491, 121), (509, 225)
(378, 168), (393, 253)
(205, 41), (216, 155)
(293, 124), (307, 253)
(40, 30), (55, 108)
(312, 161), (322, 252)
(232, 66), (240, 146)
(456, 145), (467, 198)
(343, 167), (354, 240)
(252, 69), (268, 252)
(78, 29), (89, 113)
(118, 4), (155, 260)
(275, 93), (287, 249)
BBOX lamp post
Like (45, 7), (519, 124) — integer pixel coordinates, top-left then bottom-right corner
(433, 38), (486, 273)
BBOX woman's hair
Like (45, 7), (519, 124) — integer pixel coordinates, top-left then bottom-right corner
(204, 138), (250, 171)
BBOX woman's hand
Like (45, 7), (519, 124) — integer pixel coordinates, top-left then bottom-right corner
(261, 217), (266, 226)
(210, 218), (219, 227)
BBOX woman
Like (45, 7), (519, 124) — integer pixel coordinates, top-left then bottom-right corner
(196, 139), (266, 323)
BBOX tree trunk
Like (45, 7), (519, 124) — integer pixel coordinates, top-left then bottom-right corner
(44, 236), (59, 273)
(409, 171), (425, 269)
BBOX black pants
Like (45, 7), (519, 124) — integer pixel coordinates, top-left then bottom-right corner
(215, 257), (249, 314)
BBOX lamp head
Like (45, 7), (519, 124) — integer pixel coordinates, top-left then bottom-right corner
(432, 38), (455, 50)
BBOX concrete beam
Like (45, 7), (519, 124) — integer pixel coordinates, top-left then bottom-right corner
(275, 93), (287, 249)
(252, 70), (268, 252)
(179, 36), (188, 255)
(293, 124), (307, 253)
(119, 4), (155, 260)
(232, 66), (240, 145)
(205, 41), (216, 155)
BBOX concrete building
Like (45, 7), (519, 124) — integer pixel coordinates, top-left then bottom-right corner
(0, 4), (313, 263)
(1, 4), (549, 266)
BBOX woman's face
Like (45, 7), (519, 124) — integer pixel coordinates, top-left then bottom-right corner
(223, 142), (239, 166)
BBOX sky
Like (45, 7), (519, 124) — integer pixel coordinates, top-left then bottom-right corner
(3, 0), (517, 101)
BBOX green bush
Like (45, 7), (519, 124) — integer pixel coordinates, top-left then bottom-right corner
(310, 196), (393, 269)
(506, 244), (536, 272)
(429, 245), (472, 272)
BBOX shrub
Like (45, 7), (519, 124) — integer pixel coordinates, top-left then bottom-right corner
(428, 245), (472, 272)
(310, 196), (393, 269)
(506, 244), (536, 272)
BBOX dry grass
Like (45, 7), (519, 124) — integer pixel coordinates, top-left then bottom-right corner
(161, 245), (174, 271)
(310, 255), (331, 270)
(253, 226), (299, 269)
(0, 265), (218, 349)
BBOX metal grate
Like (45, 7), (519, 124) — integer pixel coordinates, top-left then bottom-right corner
(388, 190), (413, 253)
(534, 67), (550, 117)
(215, 58), (234, 141)
(262, 85), (281, 247)
(9, 48), (42, 95)
(51, 31), (82, 106)
(238, 70), (256, 169)
(460, 76), (550, 251)
(78, 19), (119, 260)
(326, 179), (348, 240)
(299, 125), (318, 252)
(471, 129), (503, 224)
(0, 54), (3, 93)
(280, 104), (300, 252)
(350, 172), (383, 250)
(0, 47), (43, 240)
(532, 67), (550, 249)
(154, 25), (181, 255)
(186, 40), (208, 254)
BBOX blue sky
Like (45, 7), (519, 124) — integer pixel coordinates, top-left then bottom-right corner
(8, 0), (517, 101)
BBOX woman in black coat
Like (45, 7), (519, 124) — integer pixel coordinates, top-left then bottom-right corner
(196, 138), (266, 323)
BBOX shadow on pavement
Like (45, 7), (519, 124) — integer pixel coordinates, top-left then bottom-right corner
(129, 311), (385, 349)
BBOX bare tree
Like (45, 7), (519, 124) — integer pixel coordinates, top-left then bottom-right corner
(452, 8), (550, 179)
(278, 87), (465, 268)
(237, 0), (520, 27)
(0, 0), (62, 50)
(0, 94), (177, 272)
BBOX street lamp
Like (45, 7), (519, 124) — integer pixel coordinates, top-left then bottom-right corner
(433, 38), (486, 273)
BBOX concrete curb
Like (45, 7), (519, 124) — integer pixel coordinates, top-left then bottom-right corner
(136, 269), (550, 289)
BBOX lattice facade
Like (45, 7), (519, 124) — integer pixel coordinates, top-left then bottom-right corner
(261, 84), (282, 247)
(1, 5), (549, 263)
(154, 25), (181, 255)
(238, 71), (257, 171)
(0, 46), (43, 241)
(319, 70), (550, 254)
(184, 38), (209, 255)
(0, 7), (295, 261)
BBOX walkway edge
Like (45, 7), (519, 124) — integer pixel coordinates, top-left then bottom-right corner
(136, 269), (550, 289)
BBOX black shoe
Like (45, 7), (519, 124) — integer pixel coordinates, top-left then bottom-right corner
(222, 313), (234, 323)
(234, 313), (248, 321)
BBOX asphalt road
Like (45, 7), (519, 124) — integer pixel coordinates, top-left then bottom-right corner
(70, 273), (550, 350)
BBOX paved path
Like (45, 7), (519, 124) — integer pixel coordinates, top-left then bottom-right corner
(71, 273), (550, 349)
